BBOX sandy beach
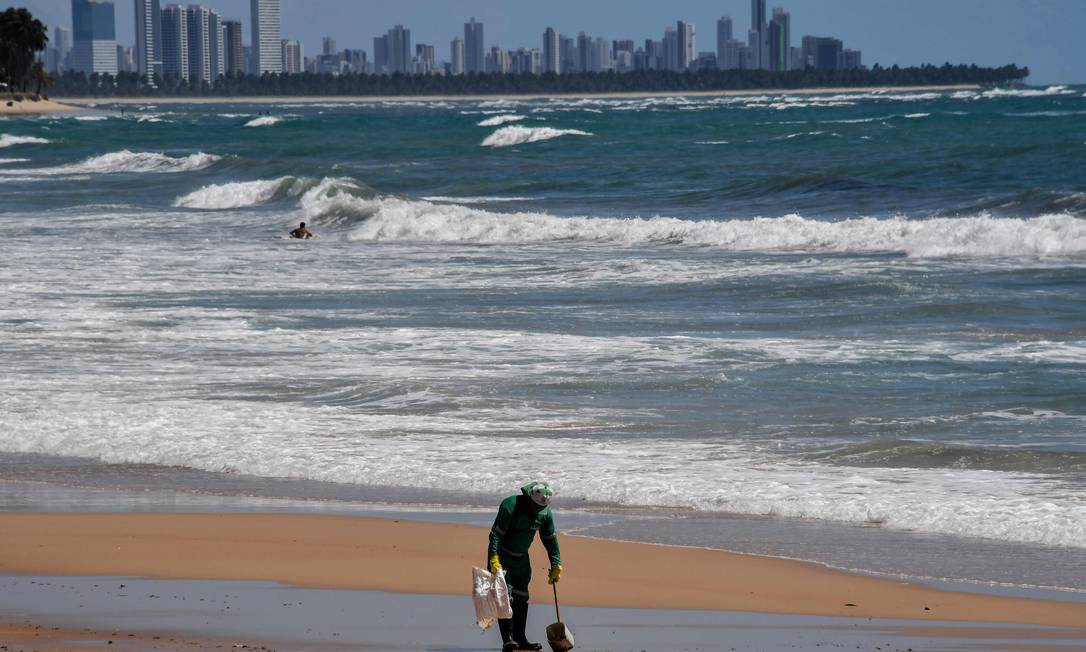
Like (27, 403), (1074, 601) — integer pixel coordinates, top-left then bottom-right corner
(0, 94), (81, 115)
(56, 83), (979, 106)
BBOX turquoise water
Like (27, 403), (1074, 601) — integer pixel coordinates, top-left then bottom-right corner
(1, 85), (1085, 587)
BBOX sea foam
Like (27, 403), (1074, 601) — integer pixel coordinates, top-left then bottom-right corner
(62, 150), (222, 174)
(0, 134), (50, 148)
(481, 126), (593, 147)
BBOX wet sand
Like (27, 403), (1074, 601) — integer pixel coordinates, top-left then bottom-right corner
(0, 512), (1083, 628)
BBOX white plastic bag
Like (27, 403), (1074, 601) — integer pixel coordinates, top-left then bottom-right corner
(472, 566), (513, 630)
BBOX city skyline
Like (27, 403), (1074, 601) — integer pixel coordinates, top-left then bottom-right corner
(24, 0), (1086, 83)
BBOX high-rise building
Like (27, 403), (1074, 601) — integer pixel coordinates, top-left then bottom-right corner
(559, 35), (575, 74)
(801, 35), (842, 70)
(116, 44), (135, 72)
(486, 46), (507, 74)
(750, 0), (767, 69)
(576, 32), (590, 73)
(720, 38), (747, 70)
(464, 17), (484, 74)
(50, 26), (73, 72)
(415, 43), (435, 74)
(373, 34), (388, 74)
(160, 4), (188, 80)
(716, 16), (732, 70)
(841, 48), (862, 69)
(322, 36), (336, 56)
(450, 36), (465, 75)
(662, 27), (678, 72)
(71, 0), (118, 75)
(185, 5), (222, 83)
(134, 0), (161, 82)
(223, 20), (243, 75)
(677, 21), (695, 71)
(387, 24), (411, 74)
(250, 0), (281, 74)
(280, 39), (302, 73)
(542, 27), (559, 74)
(590, 36), (611, 73)
(768, 8), (790, 71)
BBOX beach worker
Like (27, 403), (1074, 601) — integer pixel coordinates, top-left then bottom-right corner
(289, 221), (313, 239)
(488, 481), (562, 652)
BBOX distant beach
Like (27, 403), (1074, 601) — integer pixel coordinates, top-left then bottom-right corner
(0, 93), (81, 115)
(56, 83), (980, 106)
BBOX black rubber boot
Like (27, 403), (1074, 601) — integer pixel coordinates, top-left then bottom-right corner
(512, 602), (543, 651)
(498, 617), (517, 651)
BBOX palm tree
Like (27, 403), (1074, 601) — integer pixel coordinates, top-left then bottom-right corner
(31, 60), (49, 96)
(0, 8), (49, 93)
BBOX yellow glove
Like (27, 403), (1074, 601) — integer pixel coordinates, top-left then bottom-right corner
(488, 554), (502, 574)
(548, 564), (563, 584)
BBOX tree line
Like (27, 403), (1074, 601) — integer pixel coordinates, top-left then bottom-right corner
(0, 7), (49, 94)
(50, 63), (1029, 98)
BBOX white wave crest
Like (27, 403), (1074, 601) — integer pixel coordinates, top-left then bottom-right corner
(982, 85), (1075, 98)
(477, 114), (527, 127)
(481, 125), (593, 148)
(245, 116), (283, 127)
(0, 150), (222, 177)
(59, 150), (222, 174)
(0, 134), (50, 148)
(333, 199), (1086, 257)
(74, 115), (109, 121)
(0, 157), (30, 164)
(174, 176), (308, 209)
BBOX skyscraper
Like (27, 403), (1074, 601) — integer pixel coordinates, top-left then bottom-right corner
(662, 27), (678, 72)
(373, 35), (388, 74)
(53, 26), (73, 72)
(464, 18), (484, 74)
(280, 39), (302, 73)
(559, 35), (575, 74)
(751, 0), (767, 69)
(250, 0), (281, 74)
(186, 5), (214, 82)
(387, 25), (411, 74)
(677, 21), (695, 71)
(160, 4), (188, 80)
(134, 0), (161, 83)
(716, 16), (732, 70)
(322, 36), (336, 56)
(768, 8), (790, 71)
(542, 27), (559, 74)
(450, 36), (465, 75)
(576, 32), (590, 73)
(71, 0), (118, 75)
(223, 20), (243, 75)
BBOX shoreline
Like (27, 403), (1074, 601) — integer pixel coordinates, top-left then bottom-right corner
(57, 83), (980, 106)
(1, 512), (1083, 628)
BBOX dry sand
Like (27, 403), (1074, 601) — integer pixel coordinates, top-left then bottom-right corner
(0, 95), (81, 116)
(57, 84), (978, 106)
(0, 512), (1082, 630)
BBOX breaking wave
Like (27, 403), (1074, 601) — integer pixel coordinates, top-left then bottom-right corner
(476, 114), (527, 127)
(64, 150), (221, 174)
(245, 116), (283, 127)
(174, 176), (312, 209)
(324, 196), (1086, 257)
(481, 125), (593, 147)
(0, 134), (50, 148)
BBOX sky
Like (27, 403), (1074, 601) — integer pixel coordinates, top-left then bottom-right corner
(19, 0), (1086, 84)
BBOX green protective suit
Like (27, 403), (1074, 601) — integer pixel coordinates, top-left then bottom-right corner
(488, 484), (562, 606)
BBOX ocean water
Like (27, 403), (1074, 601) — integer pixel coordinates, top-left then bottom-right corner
(2, 86), (1085, 589)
